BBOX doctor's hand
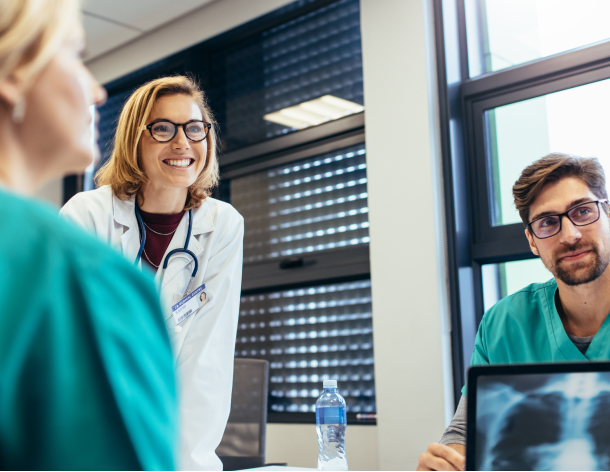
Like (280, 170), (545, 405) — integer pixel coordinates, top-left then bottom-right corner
(417, 443), (465, 471)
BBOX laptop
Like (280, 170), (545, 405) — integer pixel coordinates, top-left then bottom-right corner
(466, 362), (610, 471)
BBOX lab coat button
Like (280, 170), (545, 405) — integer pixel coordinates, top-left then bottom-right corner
(175, 325), (182, 333)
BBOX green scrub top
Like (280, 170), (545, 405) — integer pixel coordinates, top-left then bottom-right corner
(464, 277), (610, 396)
(0, 189), (177, 470)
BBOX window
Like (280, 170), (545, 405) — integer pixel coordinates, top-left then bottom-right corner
(91, 0), (372, 424)
(482, 259), (552, 312)
(208, 0), (363, 151)
(434, 0), (610, 402)
(219, 0), (370, 423)
(487, 79), (610, 226)
(231, 143), (368, 263)
(97, 88), (133, 170)
(465, 0), (610, 77)
(237, 279), (374, 415)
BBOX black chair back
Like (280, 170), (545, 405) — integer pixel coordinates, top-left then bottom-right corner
(217, 358), (269, 471)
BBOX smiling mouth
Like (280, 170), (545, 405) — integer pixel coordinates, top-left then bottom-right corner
(561, 250), (591, 261)
(163, 158), (194, 168)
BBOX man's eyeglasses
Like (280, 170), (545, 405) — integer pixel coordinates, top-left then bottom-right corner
(527, 199), (609, 239)
(142, 120), (211, 143)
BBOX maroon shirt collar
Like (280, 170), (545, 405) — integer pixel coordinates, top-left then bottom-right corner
(138, 208), (185, 225)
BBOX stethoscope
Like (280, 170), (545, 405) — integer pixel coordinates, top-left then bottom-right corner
(134, 197), (199, 295)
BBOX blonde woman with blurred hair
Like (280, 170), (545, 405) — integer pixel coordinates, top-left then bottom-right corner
(0, 0), (178, 469)
(61, 76), (244, 470)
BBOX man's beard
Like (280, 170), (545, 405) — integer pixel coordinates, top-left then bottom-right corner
(552, 242), (610, 286)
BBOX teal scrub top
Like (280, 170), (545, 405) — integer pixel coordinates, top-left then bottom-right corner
(0, 189), (177, 470)
(464, 277), (610, 396)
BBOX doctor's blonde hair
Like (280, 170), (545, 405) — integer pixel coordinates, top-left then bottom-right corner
(0, 0), (79, 86)
(96, 76), (219, 209)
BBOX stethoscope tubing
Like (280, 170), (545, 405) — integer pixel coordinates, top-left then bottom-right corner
(134, 198), (198, 294)
(134, 201), (147, 264)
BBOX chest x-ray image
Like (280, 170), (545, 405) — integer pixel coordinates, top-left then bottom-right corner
(474, 372), (610, 470)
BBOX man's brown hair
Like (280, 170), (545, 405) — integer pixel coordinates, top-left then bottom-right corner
(513, 153), (608, 225)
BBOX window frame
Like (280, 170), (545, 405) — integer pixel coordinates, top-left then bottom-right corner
(467, 50), (610, 256)
(434, 0), (610, 404)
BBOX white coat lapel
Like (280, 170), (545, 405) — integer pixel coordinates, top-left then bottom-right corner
(159, 200), (218, 357)
(111, 193), (141, 267)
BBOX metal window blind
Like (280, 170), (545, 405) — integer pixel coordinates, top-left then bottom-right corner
(231, 143), (368, 263)
(209, 0), (363, 151)
(237, 279), (375, 413)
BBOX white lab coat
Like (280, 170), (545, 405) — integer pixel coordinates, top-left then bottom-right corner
(60, 185), (244, 471)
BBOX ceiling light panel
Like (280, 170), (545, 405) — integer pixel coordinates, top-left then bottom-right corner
(264, 95), (364, 130)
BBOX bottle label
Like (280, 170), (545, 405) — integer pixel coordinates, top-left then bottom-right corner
(316, 406), (347, 425)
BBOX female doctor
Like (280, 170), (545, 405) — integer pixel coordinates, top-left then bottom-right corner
(61, 75), (244, 471)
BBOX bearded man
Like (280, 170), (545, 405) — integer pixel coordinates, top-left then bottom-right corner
(417, 153), (610, 471)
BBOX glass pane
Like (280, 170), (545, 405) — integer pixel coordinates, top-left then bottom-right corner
(486, 78), (610, 226)
(231, 143), (369, 263)
(237, 279), (375, 414)
(208, 0), (363, 151)
(482, 259), (553, 311)
(466, 0), (610, 77)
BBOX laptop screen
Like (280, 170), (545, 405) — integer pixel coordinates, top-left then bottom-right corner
(470, 369), (610, 470)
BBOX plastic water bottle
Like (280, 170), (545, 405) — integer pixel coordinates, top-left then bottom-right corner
(316, 380), (348, 471)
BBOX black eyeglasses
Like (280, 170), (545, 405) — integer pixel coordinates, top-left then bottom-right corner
(142, 120), (211, 143)
(527, 199), (609, 239)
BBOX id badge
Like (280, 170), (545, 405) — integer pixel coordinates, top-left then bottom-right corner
(171, 284), (206, 325)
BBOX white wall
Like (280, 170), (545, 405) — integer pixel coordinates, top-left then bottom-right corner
(361, 0), (451, 470)
(87, 0), (295, 84)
